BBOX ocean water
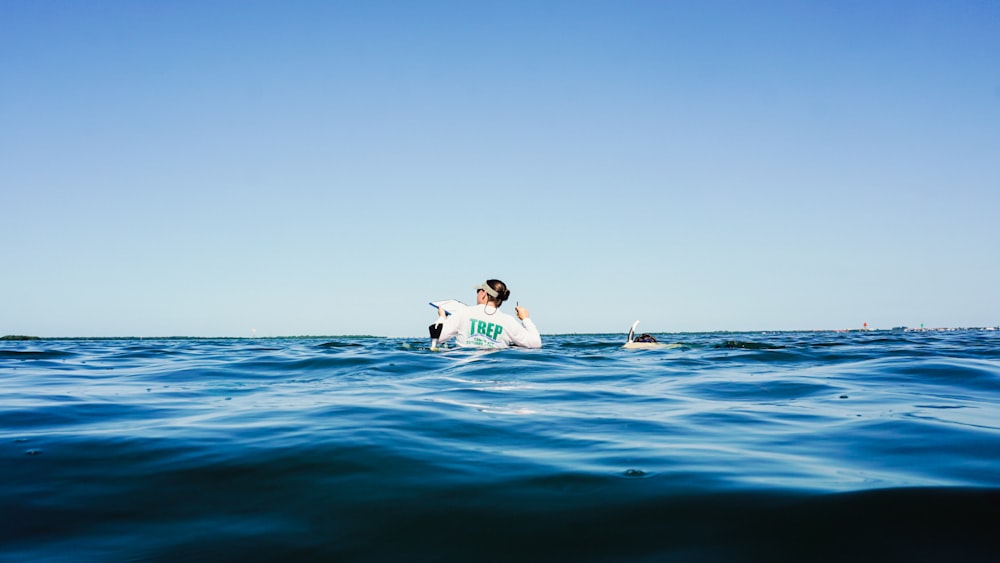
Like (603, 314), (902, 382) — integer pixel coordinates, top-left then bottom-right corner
(2, 330), (999, 562)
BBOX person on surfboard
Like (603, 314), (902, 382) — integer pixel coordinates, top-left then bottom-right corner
(429, 279), (541, 349)
(623, 320), (671, 349)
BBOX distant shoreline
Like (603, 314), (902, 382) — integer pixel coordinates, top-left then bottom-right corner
(0, 335), (385, 341)
(3, 327), (998, 341)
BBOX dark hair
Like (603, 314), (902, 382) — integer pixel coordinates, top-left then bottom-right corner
(486, 279), (510, 306)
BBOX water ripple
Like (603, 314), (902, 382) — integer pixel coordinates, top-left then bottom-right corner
(2, 330), (999, 559)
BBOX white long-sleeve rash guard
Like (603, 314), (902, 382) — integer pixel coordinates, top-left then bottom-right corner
(437, 304), (541, 349)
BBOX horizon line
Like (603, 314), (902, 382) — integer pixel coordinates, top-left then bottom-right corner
(4, 326), (998, 341)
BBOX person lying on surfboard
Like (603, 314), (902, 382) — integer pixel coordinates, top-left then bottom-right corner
(429, 279), (541, 350)
(623, 321), (671, 349)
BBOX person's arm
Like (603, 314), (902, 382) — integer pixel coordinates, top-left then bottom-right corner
(436, 307), (463, 343)
(508, 306), (542, 349)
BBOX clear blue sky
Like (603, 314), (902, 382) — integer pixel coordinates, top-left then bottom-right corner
(3, 1), (998, 337)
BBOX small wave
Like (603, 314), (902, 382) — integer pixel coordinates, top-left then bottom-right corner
(557, 341), (622, 350)
(0, 349), (78, 360)
(715, 340), (785, 350)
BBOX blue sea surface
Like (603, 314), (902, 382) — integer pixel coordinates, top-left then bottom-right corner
(2, 330), (999, 561)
